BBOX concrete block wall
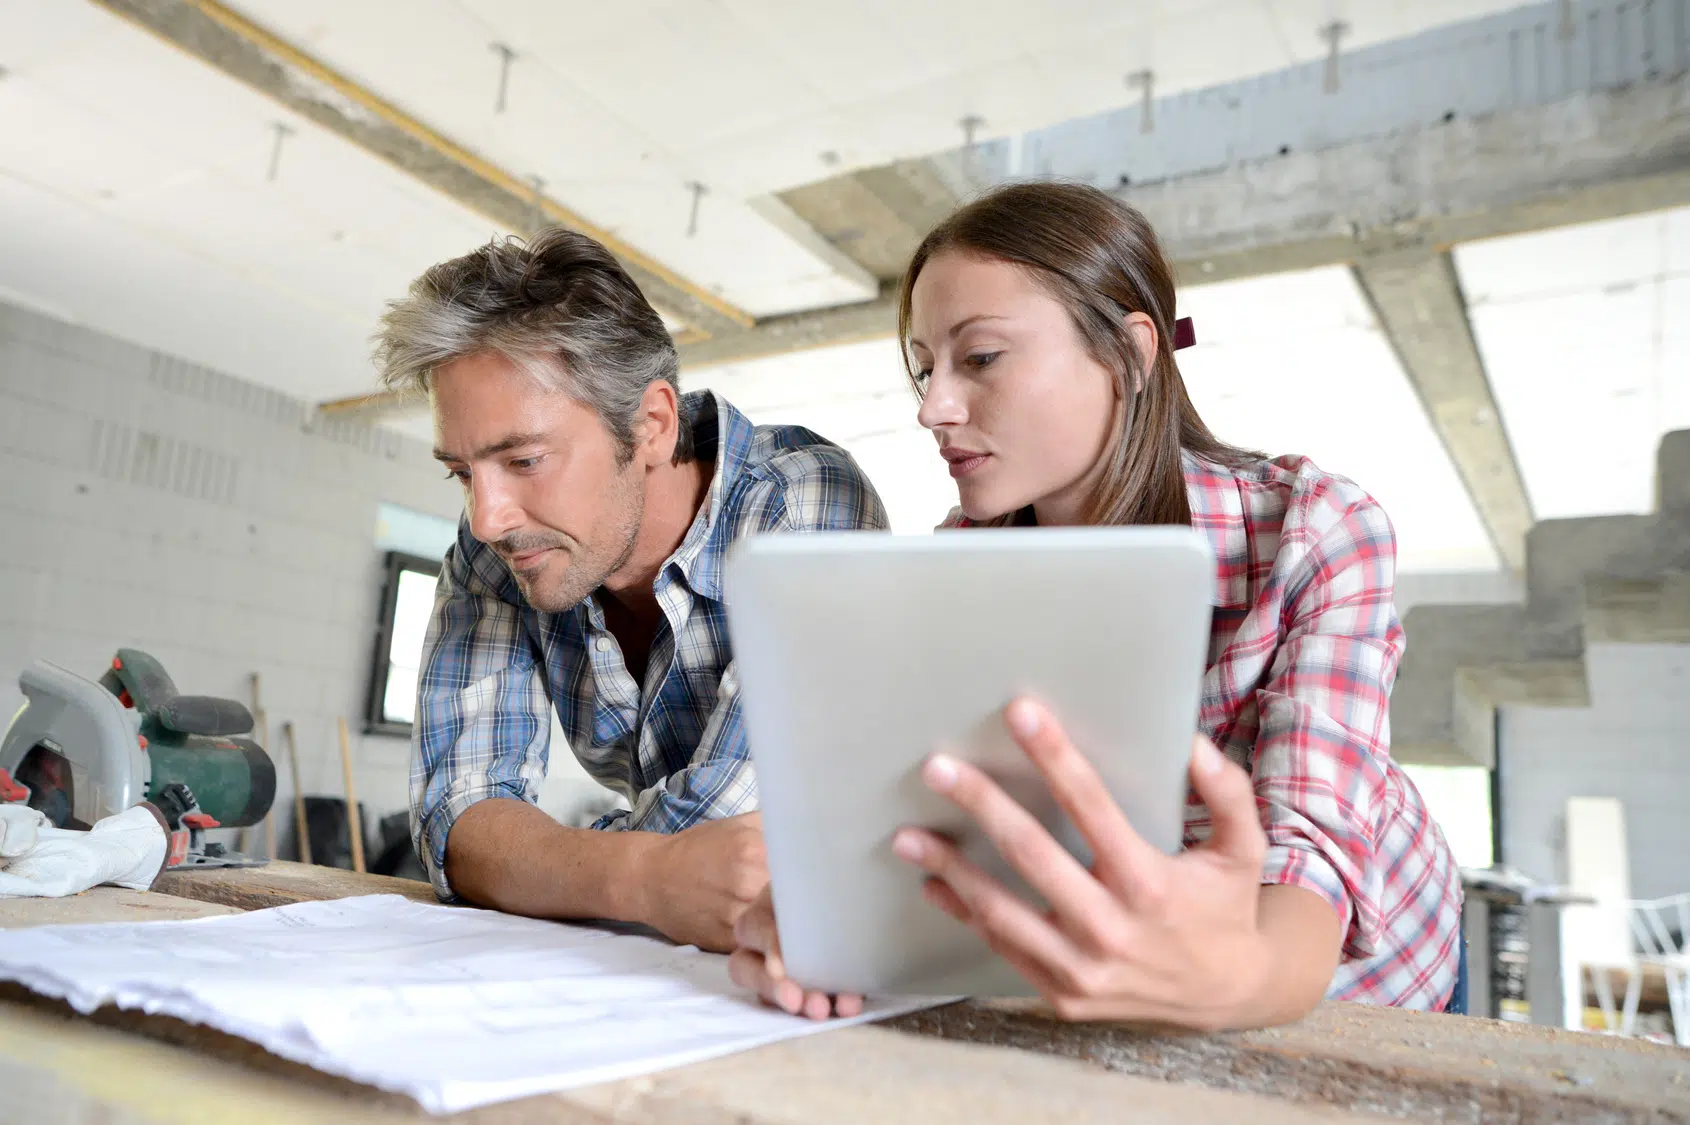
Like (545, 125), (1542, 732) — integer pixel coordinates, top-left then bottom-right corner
(1500, 642), (1690, 899)
(0, 299), (524, 852)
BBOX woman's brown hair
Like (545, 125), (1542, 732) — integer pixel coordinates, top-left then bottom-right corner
(897, 181), (1257, 527)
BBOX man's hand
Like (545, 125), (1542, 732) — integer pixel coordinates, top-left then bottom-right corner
(729, 887), (864, 1020)
(633, 812), (768, 952)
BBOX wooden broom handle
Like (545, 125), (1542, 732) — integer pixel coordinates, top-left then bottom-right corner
(336, 717), (366, 874)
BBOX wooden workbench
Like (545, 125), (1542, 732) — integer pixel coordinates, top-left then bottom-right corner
(2, 864), (1685, 1124)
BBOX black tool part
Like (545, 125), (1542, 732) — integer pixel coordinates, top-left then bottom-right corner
(232, 736), (277, 826)
(155, 696), (253, 737)
(13, 746), (79, 830)
(151, 782), (197, 831)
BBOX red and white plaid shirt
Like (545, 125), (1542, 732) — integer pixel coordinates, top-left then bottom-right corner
(947, 452), (1462, 1009)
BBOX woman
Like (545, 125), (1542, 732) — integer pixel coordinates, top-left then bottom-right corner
(728, 182), (1463, 1029)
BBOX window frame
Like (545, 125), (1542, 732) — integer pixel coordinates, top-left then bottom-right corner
(363, 550), (443, 738)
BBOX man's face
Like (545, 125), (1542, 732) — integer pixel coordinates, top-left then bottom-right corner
(432, 351), (643, 613)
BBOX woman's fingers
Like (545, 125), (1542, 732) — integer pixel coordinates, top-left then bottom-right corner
(1001, 697), (1165, 898)
(729, 893), (863, 1021)
(1187, 735), (1267, 869)
(914, 750), (1122, 932)
(894, 826), (1080, 972)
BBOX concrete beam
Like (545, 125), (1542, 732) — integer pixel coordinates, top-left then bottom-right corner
(1393, 429), (1690, 766)
(1450, 661), (1591, 771)
(1583, 573), (1690, 645)
(90, 0), (753, 338)
(1353, 251), (1533, 571)
(679, 71), (1690, 368)
(779, 160), (962, 282)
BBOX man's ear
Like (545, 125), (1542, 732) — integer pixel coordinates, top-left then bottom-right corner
(1123, 311), (1158, 394)
(633, 380), (680, 467)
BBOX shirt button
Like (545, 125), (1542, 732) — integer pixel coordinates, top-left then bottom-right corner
(595, 637), (612, 653)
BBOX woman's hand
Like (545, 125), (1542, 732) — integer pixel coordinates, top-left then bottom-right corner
(728, 887), (864, 1020)
(894, 697), (1317, 1030)
(729, 696), (1338, 1029)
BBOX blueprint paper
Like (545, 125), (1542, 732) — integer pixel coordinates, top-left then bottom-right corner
(0, 894), (949, 1114)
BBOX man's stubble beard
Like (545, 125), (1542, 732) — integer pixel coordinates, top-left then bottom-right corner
(519, 462), (645, 614)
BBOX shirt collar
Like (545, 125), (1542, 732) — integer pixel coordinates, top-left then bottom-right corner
(664, 389), (756, 602)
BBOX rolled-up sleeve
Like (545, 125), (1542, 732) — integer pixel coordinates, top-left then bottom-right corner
(408, 532), (551, 901)
(1250, 493), (1403, 961)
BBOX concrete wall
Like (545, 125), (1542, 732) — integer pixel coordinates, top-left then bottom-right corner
(1394, 569), (1523, 619)
(1499, 642), (1690, 900)
(0, 299), (605, 851)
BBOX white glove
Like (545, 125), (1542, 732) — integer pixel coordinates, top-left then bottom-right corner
(0, 805), (46, 858)
(0, 804), (169, 899)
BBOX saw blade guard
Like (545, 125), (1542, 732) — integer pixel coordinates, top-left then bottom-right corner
(0, 659), (147, 827)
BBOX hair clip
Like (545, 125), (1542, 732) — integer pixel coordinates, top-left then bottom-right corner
(1173, 317), (1196, 350)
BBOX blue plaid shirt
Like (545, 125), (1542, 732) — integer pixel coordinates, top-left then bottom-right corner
(409, 391), (889, 899)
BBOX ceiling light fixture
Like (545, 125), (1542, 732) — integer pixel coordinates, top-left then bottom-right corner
(1319, 20), (1349, 94)
(685, 181), (707, 238)
(959, 114), (985, 148)
(266, 122), (294, 182)
(527, 175), (546, 235)
(1125, 70), (1155, 134)
(490, 43), (517, 113)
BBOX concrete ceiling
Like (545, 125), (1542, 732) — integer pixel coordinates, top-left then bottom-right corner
(687, 263), (1508, 571)
(1457, 207), (1690, 521)
(2, 0), (1684, 578)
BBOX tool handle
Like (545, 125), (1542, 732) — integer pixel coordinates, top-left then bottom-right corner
(337, 717), (365, 874)
(283, 722), (312, 865)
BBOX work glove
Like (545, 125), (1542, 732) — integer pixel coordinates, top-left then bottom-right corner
(0, 803), (169, 899)
(0, 805), (45, 859)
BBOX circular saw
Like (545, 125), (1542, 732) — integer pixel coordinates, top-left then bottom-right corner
(0, 648), (277, 869)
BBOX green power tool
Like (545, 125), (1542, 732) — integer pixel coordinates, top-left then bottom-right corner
(0, 648), (277, 869)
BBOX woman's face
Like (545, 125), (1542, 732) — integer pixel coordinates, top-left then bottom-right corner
(910, 251), (1119, 526)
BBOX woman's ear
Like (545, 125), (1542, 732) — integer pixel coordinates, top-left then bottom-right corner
(1123, 312), (1158, 394)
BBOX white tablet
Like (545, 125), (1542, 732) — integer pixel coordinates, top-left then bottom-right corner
(723, 527), (1215, 997)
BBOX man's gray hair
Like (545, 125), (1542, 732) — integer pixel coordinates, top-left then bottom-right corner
(374, 227), (690, 463)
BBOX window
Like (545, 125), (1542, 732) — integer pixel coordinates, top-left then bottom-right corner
(1401, 763), (1495, 869)
(365, 552), (443, 736)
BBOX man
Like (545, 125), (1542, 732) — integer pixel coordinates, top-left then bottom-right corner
(376, 228), (888, 951)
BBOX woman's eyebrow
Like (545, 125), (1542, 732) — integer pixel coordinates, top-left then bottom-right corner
(910, 314), (1009, 349)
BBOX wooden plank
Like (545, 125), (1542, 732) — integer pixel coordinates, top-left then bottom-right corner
(891, 999), (1690, 1124)
(0, 992), (1399, 1125)
(0, 887), (239, 930)
(22, 866), (1690, 1123)
(152, 861), (436, 912)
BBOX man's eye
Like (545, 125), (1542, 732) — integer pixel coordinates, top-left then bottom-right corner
(510, 457), (542, 471)
(444, 468), (470, 483)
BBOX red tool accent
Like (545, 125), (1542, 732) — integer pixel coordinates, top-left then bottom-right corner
(137, 735), (149, 750)
(0, 769), (27, 803)
(113, 657), (124, 670)
(118, 690), (133, 708)
(181, 812), (220, 829)
(166, 829), (189, 867)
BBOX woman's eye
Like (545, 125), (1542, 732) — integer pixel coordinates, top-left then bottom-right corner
(510, 457), (542, 471)
(965, 351), (1001, 369)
